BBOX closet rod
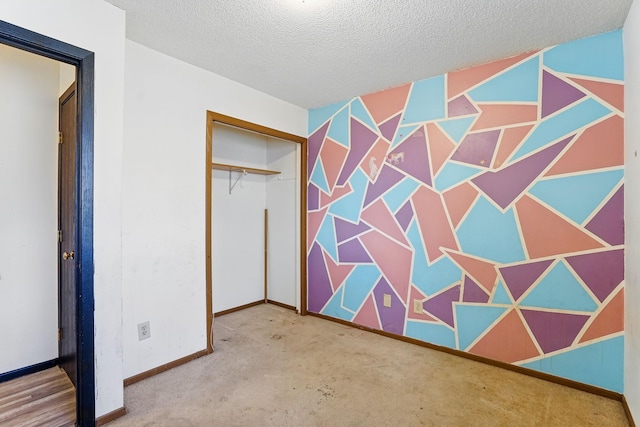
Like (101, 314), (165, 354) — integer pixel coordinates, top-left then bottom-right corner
(264, 209), (268, 303)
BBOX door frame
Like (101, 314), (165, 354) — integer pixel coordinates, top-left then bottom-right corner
(205, 111), (307, 353)
(0, 20), (96, 424)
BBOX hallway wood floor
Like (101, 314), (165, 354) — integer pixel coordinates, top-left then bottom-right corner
(109, 304), (629, 426)
(0, 367), (75, 427)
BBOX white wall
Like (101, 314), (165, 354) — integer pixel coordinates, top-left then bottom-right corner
(212, 124), (268, 312)
(121, 40), (306, 379)
(0, 0), (126, 417)
(266, 138), (299, 307)
(0, 44), (59, 374)
(625, 2), (640, 420)
(58, 62), (75, 96)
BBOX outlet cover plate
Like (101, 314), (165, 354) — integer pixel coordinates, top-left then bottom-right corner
(138, 321), (151, 341)
(414, 299), (423, 314)
(383, 294), (392, 307)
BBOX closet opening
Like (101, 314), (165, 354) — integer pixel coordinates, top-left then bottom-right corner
(205, 112), (307, 352)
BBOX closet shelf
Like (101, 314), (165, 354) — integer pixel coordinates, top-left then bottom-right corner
(212, 162), (281, 194)
(211, 162), (280, 176)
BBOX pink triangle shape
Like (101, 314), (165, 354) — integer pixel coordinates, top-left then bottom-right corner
(353, 294), (381, 330)
(408, 286), (437, 322)
(324, 251), (355, 292)
(361, 199), (409, 247)
(307, 207), (328, 252)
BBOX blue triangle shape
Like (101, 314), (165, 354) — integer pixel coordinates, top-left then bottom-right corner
(403, 75), (446, 124)
(310, 160), (330, 194)
(434, 162), (482, 192)
(521, 335), (623, 392)
(491, 280), (512, 304)
(511, 98), (610, 161)
(455, 304), (508, 350)
(383, 177), (420, 213)
(351, 98), (378, 134)
(343, 265), (381, 312)
(407, 221), (462, 295)
(406, 321), (456, 348)
(529, 169), (623, 224)
(456, 197), (526, 264)
(309, 101), (349, 134)
(543, 30), (623, 81)
(437, 117), (476, 143)
(316, 214), (338, 262)
(468, 57), (540, 102)
(328, 169), (369, 223)
(521, 261), (597, 312)
(321, 286), (355, 321)
(392, 124), (420, 148)
(327, 106), (350, 147)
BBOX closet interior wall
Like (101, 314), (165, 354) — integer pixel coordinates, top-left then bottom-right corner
(211, 123), (298, 314)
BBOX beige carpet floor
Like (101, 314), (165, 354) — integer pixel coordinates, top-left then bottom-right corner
(107, 303), (629, 426)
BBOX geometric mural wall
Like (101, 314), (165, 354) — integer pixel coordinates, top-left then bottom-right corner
(307, 30), (624, 392)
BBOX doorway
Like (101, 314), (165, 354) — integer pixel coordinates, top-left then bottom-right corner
(0, 20), (95, 424)
(205, 112), (307, 352)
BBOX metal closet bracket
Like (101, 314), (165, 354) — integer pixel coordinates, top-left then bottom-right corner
(229, 169), (247, 194)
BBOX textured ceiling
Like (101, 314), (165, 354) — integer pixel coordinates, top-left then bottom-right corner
(105, 0), (632, 109)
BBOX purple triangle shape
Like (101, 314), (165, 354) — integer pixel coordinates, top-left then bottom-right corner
(521, 309), (589, 354)
(336, 118), (379, 186)
(308, 243), (334, 313)
(565, 249), (624, 302)
(451, 130), (501, 168)
(373, 277), (406, 335)
(308, 183), (320, 211)
(462, 276), (489, 303)
(388, 127), (432, 186)
(363, 164), (405, 207)
(448, 95), (478, 117)
(541, 71), (586, 118)
(308, 122), (330, 179)
(337, 238), (372, 263)
(423, 284), (461, 327)
(379, 113), (402, 142)
(471, 135), (573, 209)
(499, 259), (553, 301)
(395, 201), (414, 231)
(586, 185), (624, 246)
(335, 217), (371, 243)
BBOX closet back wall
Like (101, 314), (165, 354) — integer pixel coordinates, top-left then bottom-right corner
(266, 138), (299, 308)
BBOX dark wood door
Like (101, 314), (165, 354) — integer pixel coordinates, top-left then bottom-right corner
(58, 83), (77, 387)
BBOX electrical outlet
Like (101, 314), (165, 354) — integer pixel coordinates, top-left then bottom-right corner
(383, 294), (392, 308)
(414, 299), (423, 314)
(138, 321), (151, 341)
